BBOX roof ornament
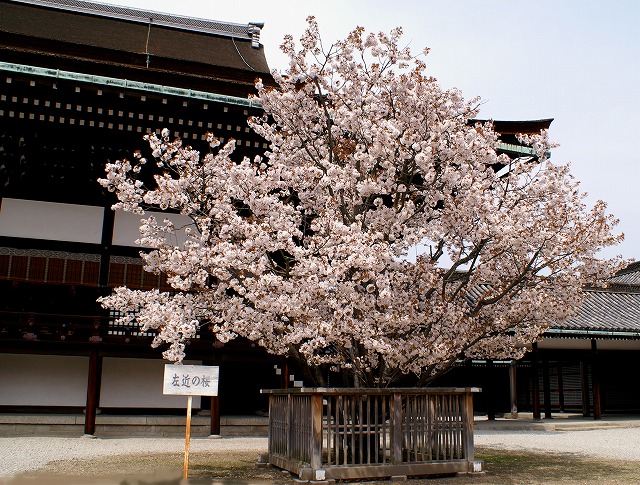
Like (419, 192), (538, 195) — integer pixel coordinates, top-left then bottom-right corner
(249, 22), (264, 49)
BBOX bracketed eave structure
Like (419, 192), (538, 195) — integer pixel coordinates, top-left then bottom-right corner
(0, 0), (271, 97)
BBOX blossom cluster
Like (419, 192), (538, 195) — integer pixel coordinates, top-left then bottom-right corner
(98, 18), (622, 386)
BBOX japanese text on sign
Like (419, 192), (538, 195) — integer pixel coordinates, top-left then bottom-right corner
(163, 364), (219, 396)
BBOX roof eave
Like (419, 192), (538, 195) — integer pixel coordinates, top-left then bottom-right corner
(7, 0), (262, 44)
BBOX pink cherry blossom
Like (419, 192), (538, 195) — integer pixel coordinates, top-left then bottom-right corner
(98, 18), (623, 387)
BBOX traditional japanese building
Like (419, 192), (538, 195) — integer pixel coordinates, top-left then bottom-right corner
(525, 262), (640, 418)
(435, 262), (640, 421)
(2, 0), (633, 438)
(431, 121), (640, 420)
(0, 0), (281, 435)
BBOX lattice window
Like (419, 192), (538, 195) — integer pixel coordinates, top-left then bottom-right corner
(107, 308), (155, 338)
(107, 307), (201, 339)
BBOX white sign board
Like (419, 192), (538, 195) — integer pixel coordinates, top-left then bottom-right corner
(163, 364), (219, 396)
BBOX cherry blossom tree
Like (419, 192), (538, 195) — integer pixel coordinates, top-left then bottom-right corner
(99, 18), (622, 387)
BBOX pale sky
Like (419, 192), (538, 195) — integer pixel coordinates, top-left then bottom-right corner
(95, 0), (640, 260)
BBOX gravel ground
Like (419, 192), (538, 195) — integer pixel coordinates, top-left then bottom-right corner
(0, 436), (268, 478)
(475, 427), (640, 461)
(1, 428), (640, 479)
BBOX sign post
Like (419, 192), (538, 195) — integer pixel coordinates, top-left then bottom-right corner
(163, 364), (219, 480)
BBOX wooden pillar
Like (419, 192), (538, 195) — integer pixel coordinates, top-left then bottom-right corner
(486, 360), (496, 420)
(209, 355), (221, 436)
(84, 349), (102, 436)
(557, 363), (565, 413)
(580, 361), (591, 417)
(209, 396), (221, 436)
(98, 207), (115, 288)
(89, 205), (109, 437)
(531, 344), (541, 421)
(509, 360), (518, 418)
(542, 358), (552, 419)
(591, 340), (602, 420)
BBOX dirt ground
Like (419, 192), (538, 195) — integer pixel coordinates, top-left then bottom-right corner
(12, 447), (640, 484)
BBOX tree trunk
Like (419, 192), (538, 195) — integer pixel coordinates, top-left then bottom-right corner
(288, 345), (326, 387)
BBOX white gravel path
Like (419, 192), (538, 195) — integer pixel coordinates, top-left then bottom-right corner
(475, 427), (640, 461)
(2, 428), (640, 479)
(0, 436), (268, 478)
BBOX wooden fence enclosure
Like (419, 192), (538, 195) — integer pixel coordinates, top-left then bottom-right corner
(262, 387), (482, 481)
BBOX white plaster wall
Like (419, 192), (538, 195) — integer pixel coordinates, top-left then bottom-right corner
(0, 354), (88, 406)
(596, 339), (640, 350)
(100, 357), (201, 408)
(0, 198), (104, 243)
(537, 338), (591, 350)
(538, 337), (640, 351)
(112, 210), (193, 247)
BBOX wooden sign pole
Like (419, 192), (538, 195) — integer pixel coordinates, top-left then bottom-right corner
(162, 364), (219, 480)
(183, 395), (193, 479)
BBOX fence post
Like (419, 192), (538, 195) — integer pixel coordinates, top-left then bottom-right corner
(311, 392), (323, 472)
(286, 393), (293, 459)
(462, 390), (474, 462)
(390, 392), (403, 465)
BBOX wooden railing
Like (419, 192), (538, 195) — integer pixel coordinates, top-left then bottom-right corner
(0, 310), (214, 346)
(0, 310), (104, 343)
(262, 387), (482, 481)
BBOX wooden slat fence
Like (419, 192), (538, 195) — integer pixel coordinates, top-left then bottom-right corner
(262, 387), (481, 481)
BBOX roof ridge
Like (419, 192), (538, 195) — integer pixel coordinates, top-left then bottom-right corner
(471, 118), (555, 124)
(7, 0), (263, 45)
(585, 286), (640, 294)
(614, 260), (640, 275)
